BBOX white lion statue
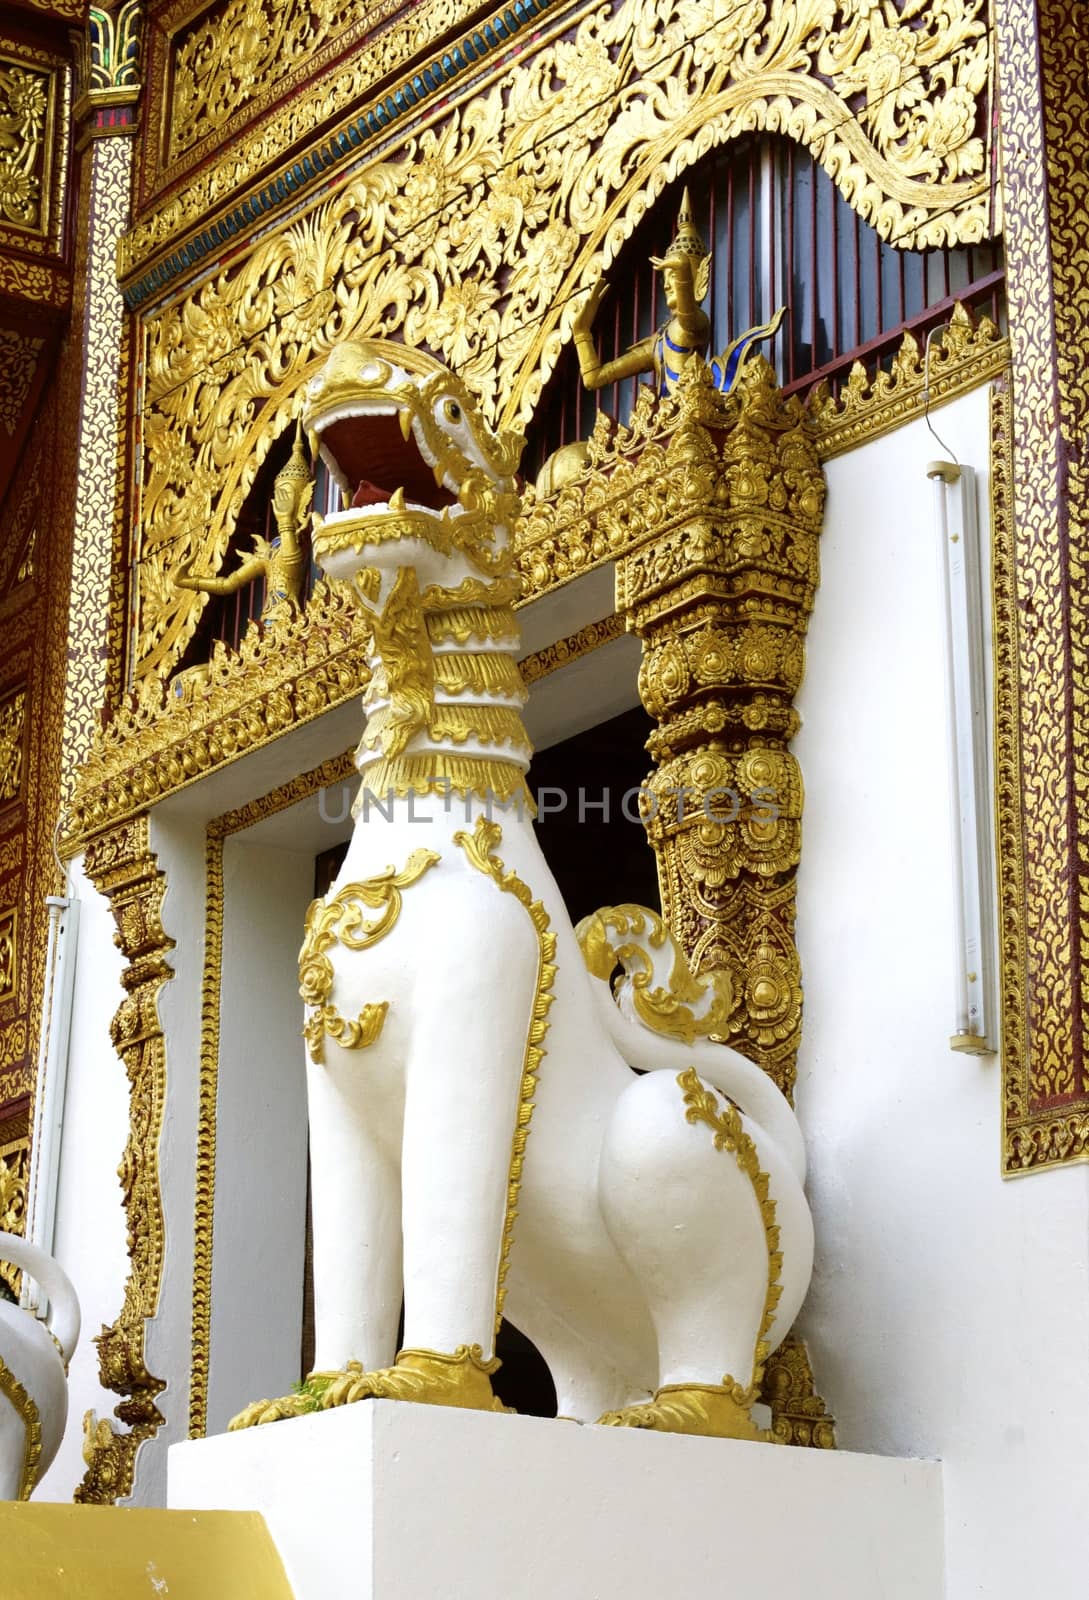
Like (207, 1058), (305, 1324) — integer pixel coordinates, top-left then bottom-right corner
(230, 340), (813, 1440)
(0, 1231), (80, 1498)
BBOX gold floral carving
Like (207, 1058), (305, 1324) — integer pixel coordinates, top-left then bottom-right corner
(0, 909), (15, 1002)
(299, 849), (441, 1065)
(75, 816), (170, 1504)
(128, 0), (995, 289)
(170, 0), (374, 160)
(993, 0), (1089, 1173)
(190, 751), (356, 1437)
(0, 690), (26, 803)
(677, 1067), (782, 1404)
(0, 1142), (29, 1300)
(129, 0), (994, 682)
(0, 1352), (42, 1500)
(454, 816), (556, 1333)
(0, 335), (43, 436)
(0, 57), (51, 233)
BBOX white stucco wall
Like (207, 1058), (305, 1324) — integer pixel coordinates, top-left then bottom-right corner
(36, 856), (131, 1501)
(205, 838), (312, 1433)
(794, 384), (1089, 1600)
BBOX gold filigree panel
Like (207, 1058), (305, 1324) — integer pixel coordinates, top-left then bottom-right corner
(0, 334), (43, 436)
(0, 56), (53, 237)
(0, 909), (15, 1003)
(168, 0), (388, 160)
(131, 0), (996, 684)
(143, 0), (479, 206)
(0, 690), (25, 803)
(129, 0), (995, 280)
(62, 134), (134, 803)
(993, 0), (1089, 1172)
(0, 37), (68, 263)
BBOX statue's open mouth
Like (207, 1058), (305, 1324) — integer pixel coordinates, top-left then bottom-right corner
(311, 404), (458, 526)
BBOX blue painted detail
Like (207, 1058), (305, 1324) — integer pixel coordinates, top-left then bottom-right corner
(484, 23), (497, 46)
(472, 31), (486, 52)
(384, 95), (397, 118)
(412, 74), (426, 96)
(453, 45), (467, 68)
(442, 52), (454, 73)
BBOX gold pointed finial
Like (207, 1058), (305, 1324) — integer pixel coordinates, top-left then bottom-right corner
(276, 419), (311, 486)
(650, 188), (709, 270)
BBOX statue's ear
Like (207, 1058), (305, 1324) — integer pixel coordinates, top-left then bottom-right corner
(693, 253), (712, 305)
(495, 427), (526, 477)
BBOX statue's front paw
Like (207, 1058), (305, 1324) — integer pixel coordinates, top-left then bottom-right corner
(597, 1382), (779, 1443)
(227, 1392), (312, 1431)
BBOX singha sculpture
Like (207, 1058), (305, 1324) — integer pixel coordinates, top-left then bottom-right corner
(0, 1231), (80, 1499)
(230, 338), (814, 1440)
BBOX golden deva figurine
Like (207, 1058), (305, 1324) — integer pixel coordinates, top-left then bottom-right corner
(174, 422), (313, 619)
(572, 188), (784, 400)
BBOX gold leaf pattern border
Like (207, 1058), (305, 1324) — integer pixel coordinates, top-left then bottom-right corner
(189, 750), (355, 1437)
(994, 0), (1089, 1173)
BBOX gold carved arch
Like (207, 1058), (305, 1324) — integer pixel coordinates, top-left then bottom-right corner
(135, 0), (995, 682)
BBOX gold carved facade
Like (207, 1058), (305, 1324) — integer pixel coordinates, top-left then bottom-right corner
(125, 0), (996, 685)
(43, 0), (1089, 1507)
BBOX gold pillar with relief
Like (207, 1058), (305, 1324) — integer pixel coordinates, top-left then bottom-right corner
(616, 355), (824, 1102)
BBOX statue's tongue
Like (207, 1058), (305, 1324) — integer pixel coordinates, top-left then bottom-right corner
(352, 478), (389, 508)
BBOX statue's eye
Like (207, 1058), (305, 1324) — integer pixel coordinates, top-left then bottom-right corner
(443, 398), (462, 423)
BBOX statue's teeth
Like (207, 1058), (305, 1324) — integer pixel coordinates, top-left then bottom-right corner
(398, 409), (413, 442)
(433, 462), (446, 488)
(389, 486), (407, 512)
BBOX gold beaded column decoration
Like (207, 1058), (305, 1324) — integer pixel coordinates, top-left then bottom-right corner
(615, 359), (824, 1103)
(62, 2), (142, 778)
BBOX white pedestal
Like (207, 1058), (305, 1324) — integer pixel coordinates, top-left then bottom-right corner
(169, 1403), (944, 1600)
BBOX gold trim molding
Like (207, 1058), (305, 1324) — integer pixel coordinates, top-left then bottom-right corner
(189, 751), (355, 1438)
(63, 582), (371, 851)
(76, 816), (170, 1504)
(0, 1352), (42, 1499)
(993, 0), (1089, 1174)
(807, 303), (1008, 460)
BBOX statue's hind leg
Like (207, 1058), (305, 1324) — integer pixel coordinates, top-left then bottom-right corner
(596, 1068), (814, 1439)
